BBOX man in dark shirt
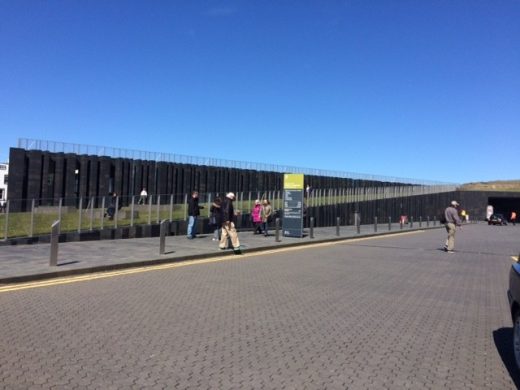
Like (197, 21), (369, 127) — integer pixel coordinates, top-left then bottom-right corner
(444, 200), (462, 253)
(187, 191), (203, 239)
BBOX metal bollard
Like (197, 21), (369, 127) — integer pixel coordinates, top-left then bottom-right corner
(410, 216), (413, 228)
(388, 216), (391, 231)
(49, 220), (60, 266)
(275, 218), (281, 242)
(427, 216), (430, 227)
(419, 216), (422, 228)
(310, 217), (314, 239)
(336, 217), (340, 236)
(433, 217), (437, 226)
(356, 215), (360, 234)
(374, 216), (378, 232)
(400, 220), (403, 230)
(159, 220), (169, 254)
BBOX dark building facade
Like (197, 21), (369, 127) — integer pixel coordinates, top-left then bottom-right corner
(8, 147), (520, 221)
(8, 148), (396, 211)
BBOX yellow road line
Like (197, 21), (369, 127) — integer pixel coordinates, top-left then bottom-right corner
(0, 230), (423, 293)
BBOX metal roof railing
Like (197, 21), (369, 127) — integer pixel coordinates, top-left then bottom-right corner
(17, 138), (456, 186)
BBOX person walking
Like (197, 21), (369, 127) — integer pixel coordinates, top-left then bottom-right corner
(187, 191), (204, 239)
(219, 192), (241, 252)
(106, 192), (118, 220)
(443, 200), (462, 253)
(251, 200), (263, 234)
(209, 197), (222, 241)
(511, 211), (517, 226)
(261, 199), (273, 237)
(138, 188), (148, 205)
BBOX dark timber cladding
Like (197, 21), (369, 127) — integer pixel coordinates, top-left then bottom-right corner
(10, 147), (466, 213)
(10, 147), (299, 210)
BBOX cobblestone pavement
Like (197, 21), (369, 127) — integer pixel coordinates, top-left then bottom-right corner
(1, 224), (519, 389)
(0, 222), (430, 283)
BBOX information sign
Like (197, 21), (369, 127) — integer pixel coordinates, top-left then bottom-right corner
(283, 174), (304, 238)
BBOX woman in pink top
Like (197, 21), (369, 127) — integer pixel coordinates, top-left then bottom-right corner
(251, 200), (263, 234)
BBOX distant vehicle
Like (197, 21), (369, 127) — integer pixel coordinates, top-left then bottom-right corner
(488, 213), (508, 225)
(508, 261), (520, 369)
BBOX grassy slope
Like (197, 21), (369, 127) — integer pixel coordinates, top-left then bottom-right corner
(459, 180), (520, 192)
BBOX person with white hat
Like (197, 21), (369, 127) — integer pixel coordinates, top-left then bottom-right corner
(219, 192), (241, 252)
(443, 200), (462, 253)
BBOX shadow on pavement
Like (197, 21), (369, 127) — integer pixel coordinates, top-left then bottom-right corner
(57, 261), (80, 266)
(493, 327), (520, 388)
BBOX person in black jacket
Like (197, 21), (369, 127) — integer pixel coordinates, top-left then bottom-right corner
(187, 191), (204, 239)
(106, 192), (118, 220)
(219, 192), (241, 252)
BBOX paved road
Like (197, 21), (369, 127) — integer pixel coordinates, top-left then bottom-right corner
(1, 224), (519, 389)
(0, 223), (427, 283)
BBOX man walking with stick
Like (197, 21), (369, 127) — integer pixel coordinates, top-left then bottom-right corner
(219, 192), (241, 253)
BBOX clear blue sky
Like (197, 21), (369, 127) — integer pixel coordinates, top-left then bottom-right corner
(1, 1), (518, 184)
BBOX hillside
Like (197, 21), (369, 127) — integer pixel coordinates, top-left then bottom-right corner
(459, 180), (520, 192)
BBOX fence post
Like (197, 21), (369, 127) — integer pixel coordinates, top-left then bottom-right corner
(275, 218), (281, 242)
(169, 194), (174, 222)
(183, 193), (188, 221)
(114, 196), (119, 229)
(130, 195), (135, 227)
(310, 217), (314, 239)
(49, 220), (60, 266)
(100, 197), (105, 230)
(3, 200), (9, 240)
(159, 219), (168, 254)
(148, 195), (153, 225)
(58, 198), (63, 234)
(30, 199), (35, 238)
(156, 195), (161, 224)
(78, 197), (83, 233)
(89, 197), (94, 231)
(374, 216), (378, 232)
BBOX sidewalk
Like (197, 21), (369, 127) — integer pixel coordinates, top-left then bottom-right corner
(0, 222), (443, 284)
